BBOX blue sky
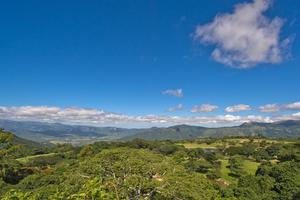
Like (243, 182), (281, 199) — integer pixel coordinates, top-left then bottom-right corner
(0, 0), (300, 127)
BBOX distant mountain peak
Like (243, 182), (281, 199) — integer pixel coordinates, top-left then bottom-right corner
(240, 120), (300, 127)
(240, 122), (270, 127)
(274, 120), (300, 126)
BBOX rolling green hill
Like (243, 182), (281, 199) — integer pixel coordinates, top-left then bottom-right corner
(1, 119), (300, 143)
(122, 120), (300, 140)
(0, 119), (143, 144)
(123, 125), (208, 140)
(0, 128), (43, 149)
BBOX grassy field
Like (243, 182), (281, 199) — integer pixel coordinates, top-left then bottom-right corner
(225, 138), (295, 144)
(219, 158), (260, 183)
(16, 153), (59, 164)
(178, 140), (241, 149)
(243, 159), (260, 174)
(178, 138), (295, 150)
(178, 142), (218, 149)
(219, 159), (236, 183)
(179, 139), (262, 184)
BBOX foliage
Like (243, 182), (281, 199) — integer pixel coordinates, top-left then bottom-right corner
(1, 129), (300, 199)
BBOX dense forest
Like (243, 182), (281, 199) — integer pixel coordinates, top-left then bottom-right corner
(1, 128), (300, 199)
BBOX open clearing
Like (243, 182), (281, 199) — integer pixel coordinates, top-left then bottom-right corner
(178, 143), (218, 149)
(16, 153), (59, 164)
(178, 138), (295, 150)
(219, 158), (260, 183)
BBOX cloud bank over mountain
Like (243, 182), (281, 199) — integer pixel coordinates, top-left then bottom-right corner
(1, 105), (300, 128)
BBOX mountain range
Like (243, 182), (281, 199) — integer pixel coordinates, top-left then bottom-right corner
(0, 119), (143, 144)
(123, 120), (300, 140)
(0, 119), (300, 144)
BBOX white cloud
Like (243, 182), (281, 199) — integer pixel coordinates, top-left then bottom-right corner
(225, 104), (251, 112)
(0, 105), (299, 128)
(194, 0), (289, 68)
(274, 112), (300, 121)
(284, 102), (300, 110)
(0, 106), (121, 125)
(259, 104), (280, 113)
(292, 112), (300, 117)
(259, 102), (300, 112)
(167, 104), (184, 112)
(162, 89), (183, 98)
(0, 106), (266, 127)
(191, 104), (218, 113)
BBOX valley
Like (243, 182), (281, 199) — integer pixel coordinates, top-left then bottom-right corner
(1, 119), (300, 145)
(1, 128), (299, 199)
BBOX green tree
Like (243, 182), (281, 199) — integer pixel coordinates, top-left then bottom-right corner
(228, 156), (245, 177)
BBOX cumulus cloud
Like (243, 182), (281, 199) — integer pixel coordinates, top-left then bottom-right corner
(274, 112), (300, 122)
(167, 104), (184, 112)
(0, 106), (275, 127)
(1, 105), (300, 128)
(259, 104), (280, 113)
(292, 112), (300, 117)
(190, 104), (218, 113)
(259, 102), (300, 113)
(194, 0), (290, 68)
(284, 102), (300, 110)
(225, 104), (251, 112)
(162, 89), (183, 98)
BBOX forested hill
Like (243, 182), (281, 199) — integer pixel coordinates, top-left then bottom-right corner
(122, 125), (208, 141)
(122, 120), (300, 140)
(0, 119), (143, 144)
(1, 129), (300, 199)
(0, 129), (46, 166)
(0, 128), (42, 149)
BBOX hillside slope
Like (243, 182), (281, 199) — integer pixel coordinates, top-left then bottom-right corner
(122, 120), (300, 140)
(0, 119), (142, 143)
(1, 119), (300, 143)
(0, 128), (42, 149)
(123, 125), (208, 140)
